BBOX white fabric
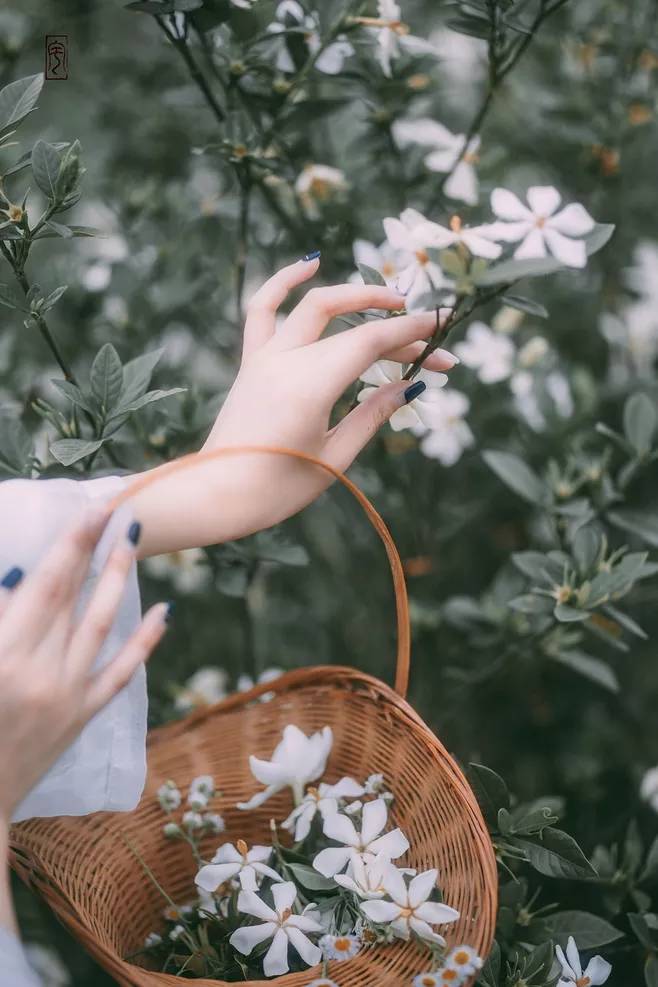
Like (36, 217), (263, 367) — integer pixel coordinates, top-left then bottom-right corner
(0, 474), (146, 822)
(0, 928), (41, 986)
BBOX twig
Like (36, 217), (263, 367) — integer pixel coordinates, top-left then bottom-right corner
(235, 164), (252, 325)
(156, 15), (226, 126)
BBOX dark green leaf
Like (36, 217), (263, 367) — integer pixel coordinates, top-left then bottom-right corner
(50, 438), (104, 467)
(120, 348), (163, 406)
(501, 294), (549, 318)
(513, 827), (596, 879)
(483, 450), (549, 505)
(646, 954), (658, 987)
(0, 74), (43, 134)
(90, 343), (124, 414)
(31, 140), (63, 199)
(357, 263), (387, 287)
(624, 393), (656, 456)
(554, 603), (590, 623)
(477, 940), (500, 987)
(546, 911), (622, 949)
(51, 379), (95, 415)
(549, 650), (619, 692)
(286, 863), (337, 891)
(608, 509), (658, 548)
(468, 763), (511, 827)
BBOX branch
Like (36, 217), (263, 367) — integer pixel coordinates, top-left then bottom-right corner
(155, 15), (226, 126)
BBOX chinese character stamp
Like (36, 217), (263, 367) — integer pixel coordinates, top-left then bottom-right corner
(45, 36), (68, 81)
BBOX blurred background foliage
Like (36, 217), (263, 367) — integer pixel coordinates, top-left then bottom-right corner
(2, 0), (658, 984)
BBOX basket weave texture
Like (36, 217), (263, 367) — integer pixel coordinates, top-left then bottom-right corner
(10, 446), (497, 987)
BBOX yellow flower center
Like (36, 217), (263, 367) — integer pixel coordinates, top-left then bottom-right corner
(421, 978), (437, 986)
(7, 204), (23, 222)
(536, 216), (547, 228)
(334, 937), (352, 952)
(464, 150), (479, 164)
(281, 907), (292, 922)
(399, 906), (413, 918)
(415, 248), (429, 266)
(453, 951), (470, 965)
(576, 979), (591, 987)
(442, 973), (459, 983)
(382, 260), (396, 277)
(237, 839), (248, 857)
(449, 214), (462, 233)
(309, 177), (333, 200)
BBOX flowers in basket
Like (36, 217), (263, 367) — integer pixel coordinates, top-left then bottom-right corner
(140, 725), (483, 984)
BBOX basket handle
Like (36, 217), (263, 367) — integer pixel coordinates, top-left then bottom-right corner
(107, 445), (411, 698)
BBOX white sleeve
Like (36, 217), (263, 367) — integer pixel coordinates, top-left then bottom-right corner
(0, 474), (147, 822)
(0, 929), (42, 986)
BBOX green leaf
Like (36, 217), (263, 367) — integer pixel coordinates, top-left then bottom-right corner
(512, 551), (552, 581)
(546, 910), (622, 949)
(33, 224), (103, 240)
(586, 223), (616, 255)
(468, 763), (511, 827)
(286, 863), (337, 891)
(0, 74), (43, 134)
(573, 526), (601, 573)
(0, 409), (34, 477)
(120, 348), (164, 406)
(603, 604), (647, 640)
(554, 603), (590, 623)
(108, 387), (186, 419)
(629, 913), (658, 950)
(623, 393), (656, 456)
(50, 438), (104, 466)
(42, 285), (68, 312)
(31, 140), (63, 199)
(500, 294), (549, 318)
(90, 343), (124, 415)
(483, 450), (549, 505)
(51, 379), (95, 415)
(646, 954), (658, 987)
(549, 650), (619, 693)
(477, 940), (500, 987)
(509, 594), (554, 615)
(513, 827), (596, 879)
(357, 263), (387, 287)
(44, 219), (73, 238)
(608, 509), (658, 548)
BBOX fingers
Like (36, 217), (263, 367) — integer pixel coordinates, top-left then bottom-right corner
(242, 256), (320, 359)
(279, 284), (406, 349)
(0, 566), (24, 620)
(65, 522), (141, 676)
(83, 602), (170, 719)
(1, 505), (113, 654)
(325, 380), (409, 471)
(382, 342), (458, 372)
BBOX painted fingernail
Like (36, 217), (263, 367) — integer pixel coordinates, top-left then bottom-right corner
(164, 601), (175, 623)
(404, 381), (426, 403)
(1, 565), (24, 589)
(436, 348), (460, 367)
(127, 521), (142, 546)
(302, 250), (321, 262)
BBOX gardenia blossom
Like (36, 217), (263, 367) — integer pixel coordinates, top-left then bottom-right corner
(640, 765), (658, 812)
(238, 724), (333, 809)
(296, 164), (348, 218)
(269, 2), (353, 75)
(382, 208), (454, 309)
(418, 389), (474, 467)
(393, 118), (481, 205)
(175, 666), (228, 713)
(283, 777), (366, 841)
(369, 0), (438, 77)
(145, 546), (208, 593)
(360, 866), (459, 946)
(230, 881), (323, 976)
(313, 798), (409, 877)
(555, 936), (612, 987)
(353, 238), (401, 288)
(196, 840), (283, 893)
(490, 186), (595, 268)
(454, 321), (516, 383)
(358, 360), (448, 432)
(334, 851), (391, 899)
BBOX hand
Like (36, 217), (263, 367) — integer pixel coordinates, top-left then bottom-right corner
(0, 508), (169, 825)
(132, 257), (456, 556)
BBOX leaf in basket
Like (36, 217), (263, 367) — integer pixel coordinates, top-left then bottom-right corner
(286, 862), (338, 892)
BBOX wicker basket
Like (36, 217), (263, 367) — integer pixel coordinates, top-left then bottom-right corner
(10, 446), (497, 986)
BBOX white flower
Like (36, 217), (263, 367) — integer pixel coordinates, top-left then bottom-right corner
(624, 240), (658, 303)
(319, 932), (361, 961)
(490, 186), (595, 268)
(144, 932), (162, 948)
(510, 371), (545, 431)
(412, 974), (441, 987)
(230, 881), (323, 976)
(196, 840), (283, 893)
(454, 321), (516, 383)
(169, 924), (185, 942)
(268, 3), (353, 75)
(182, 810), (203, 832)
(371, 1), (438, 77)
(353, 238), (402, 288)
(24, 945), (71, 987)
(360, 866), (459, 946)
(334, 851), (390, 899)
(364, 773), (386, 794)
(518, 335), (549, 368)
(175, 667), (229, 713)
(231, 0), (255, 6)
(188, 774), (215, 810)
(157, 780), (182, 812)
(555, 936), (612, 987)
(236, 666), (284, 702)
(163, 821), (181, 839)
(418, 389), (474, 466)
(145, 547), (208, 593)
(283, 777), (365, 841)
(202, 812), (226, 834)
(296, 164), (348, 218)
(307, 979), (339, 987)
(382, 208), (453, 310)
(357, 359), (449, 432)
(238, 724), (333, 809)
(640, 766), (658, 812)
(443, 944), (484, 978)
(393, 118), (481, 205)
(313, 798), (409, 877)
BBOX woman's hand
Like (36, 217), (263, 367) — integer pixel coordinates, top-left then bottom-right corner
(131, 257), (457, 556)
(0, 508), (169, 828)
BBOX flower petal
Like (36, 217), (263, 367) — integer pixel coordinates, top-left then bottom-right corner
(263, 928), (290, 977)
(382, 864), (409, 906)
(384, 217), (413, 252)
(514, 227), (547, 261)
(195, 862), (239, 892)
(272, 881), (297, 915)
(527, 185), (561, 217)
(323, 811), (360, 847)
(445, 162), (479, 206)
(324, 776), (366, 799)
(313, 846), (353, 877)
(583, 955), (613, 985)
(486, 219), (533, 243)
(491, 188), (533, 221)
(549, 202), (595, 237)
(425, 148), (459, 173)
(554, 944), (573, 978)
(414, 901), (460, 925)
(212, 843), (242, 864)
(237, 889), (278, 923)
(248, 845), (273, 864)
(543, 228), (587, 268)
(409, 916), (445, 945)
(238, 867), (259, 891)
(286, 926), (323, 968)
(360, 899), (402, 923)
(248, 755), (289, 787)
(361, 798), (388, 845)
(565, 937), (582, 978)
(390, 403), (423, 432)
(408, 869), (438, 908)
(287, 913), (324, 934)
(237, 784), (280, 810)
(253, 862), (285, 883)
(229, 922), (277, 956)
(368, 827), (410, 860)
(462, 231), (502, 259)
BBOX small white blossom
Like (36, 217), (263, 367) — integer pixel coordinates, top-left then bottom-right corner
(202, 812), (226, 834)
(163, 821), (181, 839)
(555, 936), (612, 987)
(490, 186), (595, 268)
(169, 924), (185, 942)
(418, 389), (474, 467)
(157, 780), (182, 812)
(393, 118), (481, 205)
(238, 724), (333, 809)
(236, 666), (284, 702)
(640, 766), (658, 812)
(454, 321), (516, 383)
(182, 810), (203, 832)
(230, 881), (323, 976)
(24, 945), (71, 987)
(358, 359), (449, 432)
(412, 974), (441, 987)
(144, 932), (162, 948)
(382, 208), (454, 310)
(518, 335), (549, 368)
(175, 667), (229, 713)
(196, 840), (283, 892)
(307, 979), (339, 987)
(443, 944), (484, 978)
(360, 866), (459, 946)
(371, 0), (438, 77)
(313, 798), (409, 877)
(353, 238), (402, 288)
(283, 777), (365, 841)
(334, 851), (390, 899)
(296, 164), (348, 218)
(188, 774), (215, 810)
(364, 773), (386, 794)
(319, 932), (362, 961)
(268, 2), (354, 75)
(145, 547), (208, 594)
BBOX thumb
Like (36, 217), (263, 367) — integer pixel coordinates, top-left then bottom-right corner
(326, 380), (426, 472)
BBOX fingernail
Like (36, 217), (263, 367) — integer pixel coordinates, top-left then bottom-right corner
(404, 381), (426, 403)
(127, 521), (142, 546)
(302, 250), (321, 262)
(1, 565), (24, 589)
(164, 601), (175, 623)
(436, 348), (460, 367)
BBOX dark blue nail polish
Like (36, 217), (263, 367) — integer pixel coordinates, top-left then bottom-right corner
(302, 250), (321, 262)
(165, 601), (175, 623)
(127, 521), (142, 546)
(404, 381), (426, 403)
(1, 566), (24, 589)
